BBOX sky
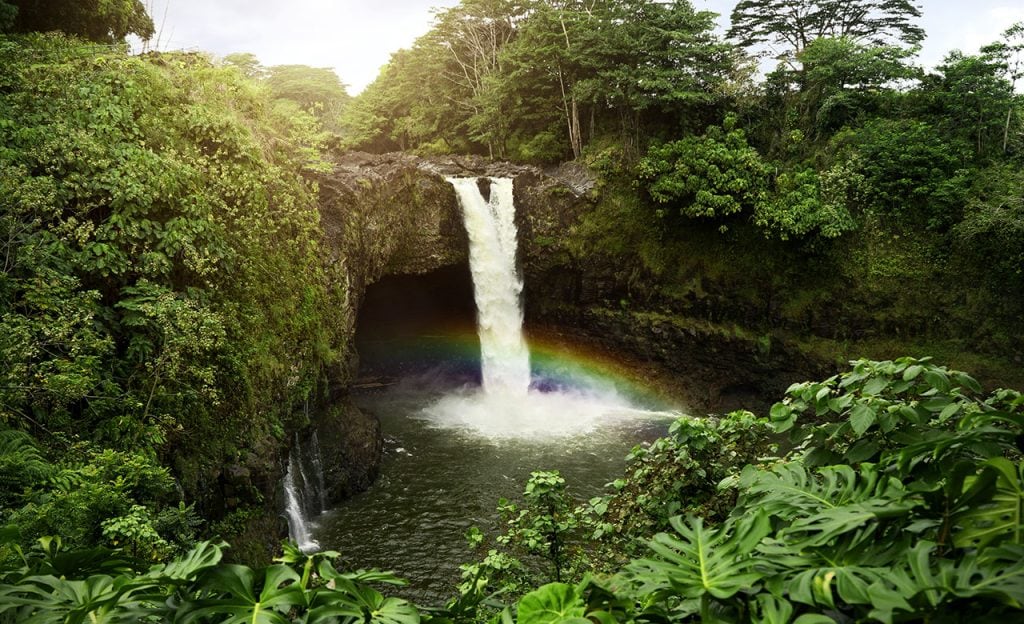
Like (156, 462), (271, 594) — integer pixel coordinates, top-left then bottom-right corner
(140, 0), (1024, 94)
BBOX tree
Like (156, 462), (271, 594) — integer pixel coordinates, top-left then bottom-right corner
(917, 50), (1014, 160)
(222, 52), (266, 80)
(636, 117), (770, 222)
(424, 0), (527, 157)
(3, 0), (154, 42)
(728, 0), (924, 62)
(582, 0), (734, 144)
(771, 37), (919, 136)
(499, 0), (732, 159)
(265, 65), (351, 134)
(983, 22), (1024, 153)
(834, 118), (970, 228)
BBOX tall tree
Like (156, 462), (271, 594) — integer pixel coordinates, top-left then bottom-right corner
(728, 0), (924, 61)
(775, 37), (919, 136)
(917, 50), (1015, 159)
(223, 53), (266, 80)
(984, 22), (1024, 152)
(3, 0), (154, 42)
(501, 0), (732, 159)
(423, 0), (528, 157)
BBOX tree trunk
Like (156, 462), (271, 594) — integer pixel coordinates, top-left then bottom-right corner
(1004, 104), (1014, 153)
(570, 96), (582, 159)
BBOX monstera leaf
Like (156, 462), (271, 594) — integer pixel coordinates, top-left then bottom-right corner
(308, 577), (420, 624)
(866, 541), (1024, 622)
(176, 564), (305, 624)
(316, 559), (408, 586)
(625, 511), (771, 601)
(955, 458), (1024, 549)
(144, 540), (225, 582)
(0, 572), (160, 624)
(740, 463), (919, 548)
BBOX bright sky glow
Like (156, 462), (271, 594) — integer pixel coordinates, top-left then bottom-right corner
(141, 0), (1024, 94)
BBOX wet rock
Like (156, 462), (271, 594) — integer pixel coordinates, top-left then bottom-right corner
(311, 398), (383, 504)
(476, 177), (492, 202)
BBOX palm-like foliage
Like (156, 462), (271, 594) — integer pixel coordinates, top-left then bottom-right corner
(3, 359), (1023, 623)
(0, 538), (418, 624)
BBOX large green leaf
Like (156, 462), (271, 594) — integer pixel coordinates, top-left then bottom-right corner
(308, 575), (419, 624)
(955, 458), (1024, 548)
(750, 594), (793, 624)
(740, 463), (918, 547)
(625, 511), (771, 601)
(145, 540), (225, 582)
(0, 573), (156, 624)
(866, 542), (1024, 622)
(177, 564), (305, 624)
(516, 583), (588, 624)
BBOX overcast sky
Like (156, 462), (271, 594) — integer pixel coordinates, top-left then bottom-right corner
(141, 0), (1024, 94)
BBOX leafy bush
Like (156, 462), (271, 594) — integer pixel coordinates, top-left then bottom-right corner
(0, 33), (346, 502)
(2, 360), (1022, 622)
(0, 537), (418, 624)
(6, 444), (200, 559)
(451, 358), (1024, 623)
(637, 119), (861, 241)
(637, 119), (769, 223)
(585, 411), (776, 565)
(833, 119), (971, 229)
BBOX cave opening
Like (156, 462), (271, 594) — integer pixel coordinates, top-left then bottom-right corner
(354, 263), (480, 383)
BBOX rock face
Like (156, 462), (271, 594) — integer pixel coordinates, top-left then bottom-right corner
(506, 162), (829, 413)
(319, 152), (470, 295)
(308, 398), (382, 503)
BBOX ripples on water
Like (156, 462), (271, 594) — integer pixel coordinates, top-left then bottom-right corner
(312, 369), (675, 604)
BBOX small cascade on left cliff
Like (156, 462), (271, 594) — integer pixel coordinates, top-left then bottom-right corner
(283, 432), (325, 552)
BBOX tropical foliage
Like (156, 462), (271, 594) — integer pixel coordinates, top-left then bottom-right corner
(2, 360), (1021, 622)
(448, 358), (1024, 622)
(0, 31), (347, 549)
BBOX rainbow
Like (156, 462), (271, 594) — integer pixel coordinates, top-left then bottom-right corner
(357, 323), (684, 411)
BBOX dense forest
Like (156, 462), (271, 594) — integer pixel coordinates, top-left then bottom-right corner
(1, 0), (1024, 622)
(343, 0), (1024, 376)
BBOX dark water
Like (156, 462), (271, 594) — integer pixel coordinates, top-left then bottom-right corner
(311, 367), (674, 604)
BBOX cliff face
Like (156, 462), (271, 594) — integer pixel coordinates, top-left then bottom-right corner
(509, 164), (828, 414)
(319, 153), (471, 298)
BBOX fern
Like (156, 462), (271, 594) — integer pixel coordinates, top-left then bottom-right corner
(0, 429), (51, 506)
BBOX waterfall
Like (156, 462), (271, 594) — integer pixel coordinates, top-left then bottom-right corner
(283, 433), (324, 552)
(422, 176), (663, 438)
(447, 177), (531, 396)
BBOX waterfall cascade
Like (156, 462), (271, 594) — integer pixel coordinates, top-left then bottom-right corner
(447, 177), (530, 396)
(283, 433), (325, 552)
(425, 176), (658, 438)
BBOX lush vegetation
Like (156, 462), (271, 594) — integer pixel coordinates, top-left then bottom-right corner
(0, 31), (350, 554)
(339, 0), (1024, 370)
(3, 358), (1022, 622)
(2, 1), (1024, 622)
